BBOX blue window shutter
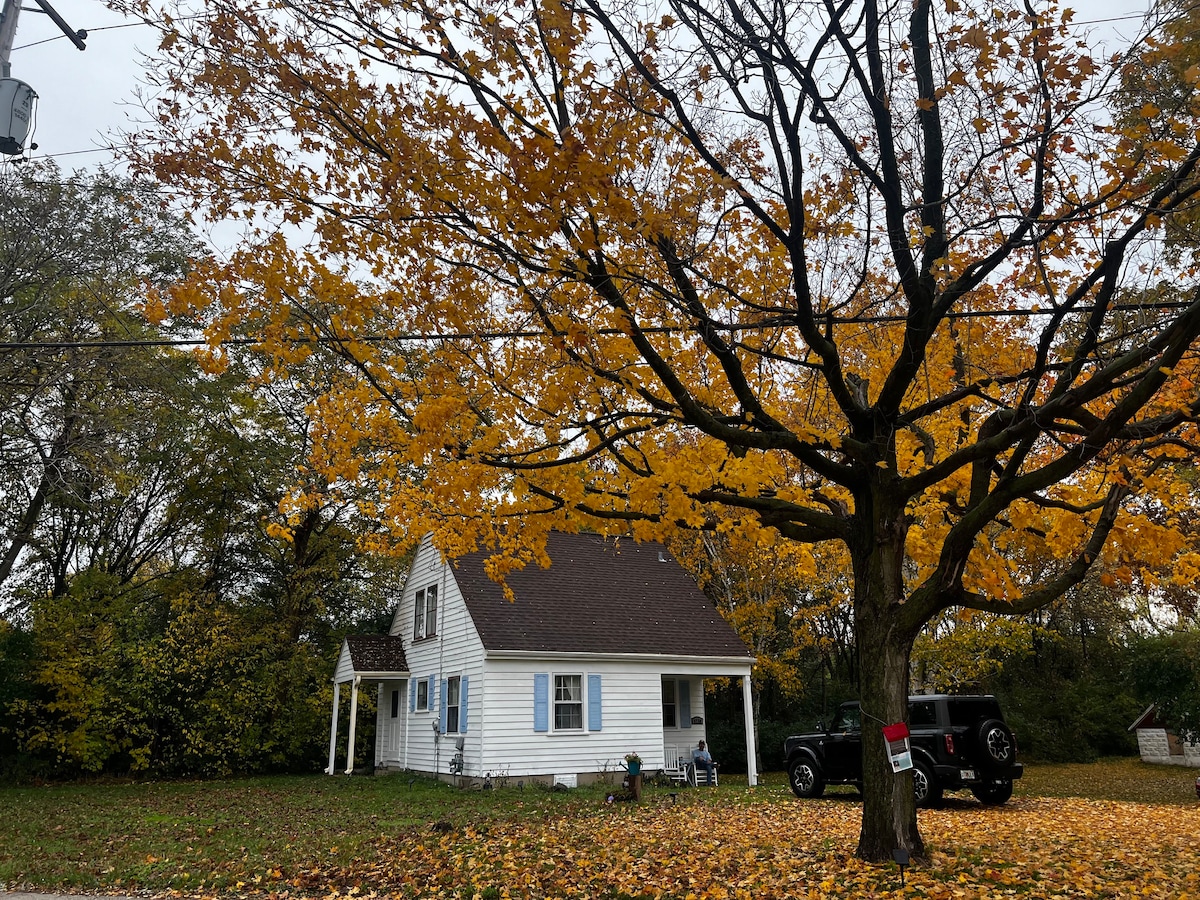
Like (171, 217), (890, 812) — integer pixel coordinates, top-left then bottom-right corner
(409, 676), (417, 712)
(533, 673), (549, 732)
(440, 679), (449, 734)
(587, 674), (602, 731)
(679, 680), (692, 728)
(460, 675), (469, 734)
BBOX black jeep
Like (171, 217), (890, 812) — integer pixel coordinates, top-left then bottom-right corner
(783, 694), (1022, 806)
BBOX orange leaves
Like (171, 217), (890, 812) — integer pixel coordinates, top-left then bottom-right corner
(207, 791), (1200, 900)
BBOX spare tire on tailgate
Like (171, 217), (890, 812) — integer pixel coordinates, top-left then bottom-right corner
(976, 718), (1015, 769)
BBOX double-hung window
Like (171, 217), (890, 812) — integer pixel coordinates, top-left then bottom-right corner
(446, 676), (461, 733)
(416, 678), (429, 711)
(554, 674), (583, 730)
(413, 585), (438, 640)
(662, 679), (677, 728)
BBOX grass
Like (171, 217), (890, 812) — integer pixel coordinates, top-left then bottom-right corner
(1015, 756), (1199, 805)
(0, 773), (606, 892)
(0, 759), (1196, 895)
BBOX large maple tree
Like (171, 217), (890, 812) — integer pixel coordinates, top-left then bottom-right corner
(123, 0), (1200, 859)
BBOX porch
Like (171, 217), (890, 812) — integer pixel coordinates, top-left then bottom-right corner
(327, 635), (409, 774)
(658, 672), (757, 787)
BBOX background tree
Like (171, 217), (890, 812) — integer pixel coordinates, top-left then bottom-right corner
(120, 0), (1200, 859)
(0, 166), (402, 778)
(671, 531), (812, 772)
(0, 162), (196, 601)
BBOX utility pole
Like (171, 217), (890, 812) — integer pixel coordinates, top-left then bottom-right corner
(0, 0), (85, 78)
(0, 0), (22, 78)
(0, 0), (86, 155)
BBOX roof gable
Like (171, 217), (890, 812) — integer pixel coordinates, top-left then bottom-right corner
(451, 532), (751, 658)
(1129, 704), (1164, 731)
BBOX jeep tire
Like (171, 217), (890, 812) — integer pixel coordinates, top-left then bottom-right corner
(788, 757), (826, 799)
(971, 779), (1014, 805)
(912, 760), (942, 808)
(976, 718), (1016, 770)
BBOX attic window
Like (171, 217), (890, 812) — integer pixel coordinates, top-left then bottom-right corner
(414, 585), (438, 640)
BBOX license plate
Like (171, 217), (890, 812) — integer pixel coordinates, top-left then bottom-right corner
(960, 769), (976, 780)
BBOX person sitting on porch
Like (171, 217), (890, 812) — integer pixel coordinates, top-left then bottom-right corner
(693, 740), (717, 785)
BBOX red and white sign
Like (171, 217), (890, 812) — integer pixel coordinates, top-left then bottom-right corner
(882, 722), (913, 773)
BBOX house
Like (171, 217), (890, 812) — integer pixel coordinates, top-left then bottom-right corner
(327, 531), (759, 786)
(1128, 705), (1200, 767)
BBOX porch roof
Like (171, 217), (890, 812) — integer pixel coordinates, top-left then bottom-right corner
(339, 634), (409, 678)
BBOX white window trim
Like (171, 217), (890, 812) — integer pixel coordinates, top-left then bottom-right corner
(424, 585), (438, 638)
(413, 587), (426, 640)
(413, 584), (438, 641)
(416, 678), (430, 712)
(552, 672), (585, 732)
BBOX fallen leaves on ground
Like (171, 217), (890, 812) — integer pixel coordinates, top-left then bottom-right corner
(144, 794), (1200, 899)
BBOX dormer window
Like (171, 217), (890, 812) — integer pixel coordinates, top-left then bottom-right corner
(414, 585), (438, 640)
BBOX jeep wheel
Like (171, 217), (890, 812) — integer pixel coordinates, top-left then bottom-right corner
(976, 718), (1016, 769)
(971, 779), (1014, 805)
(788, 757), (826, 799)
(912, 760), (942, 808)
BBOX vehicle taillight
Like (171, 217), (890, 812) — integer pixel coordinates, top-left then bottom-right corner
(944, 733), (955, 756)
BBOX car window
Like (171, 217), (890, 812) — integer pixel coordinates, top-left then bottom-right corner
(909, 700), (937, 727)
(833, 705), (861, 732)
(947, 698), (1001, 725)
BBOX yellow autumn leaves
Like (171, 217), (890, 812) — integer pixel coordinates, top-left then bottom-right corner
(236, 793), (1200, 899)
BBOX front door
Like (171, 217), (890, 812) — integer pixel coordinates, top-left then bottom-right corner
(382, 681), (404, 763)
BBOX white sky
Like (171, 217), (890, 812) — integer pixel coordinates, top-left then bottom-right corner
(11, 0), (147, 170)
(7, 0), (1158, 174)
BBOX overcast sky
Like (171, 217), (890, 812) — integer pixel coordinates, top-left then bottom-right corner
(8, 0), (1157, 175)
(11, 0), (146, 170)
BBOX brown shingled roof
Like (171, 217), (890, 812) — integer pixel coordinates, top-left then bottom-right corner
(345, 634), (409, 673)
(452, 532), (752, 658)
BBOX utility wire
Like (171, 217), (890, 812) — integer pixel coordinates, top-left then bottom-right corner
(1, 301), (1193, 351)
(13, 20), (143, 51)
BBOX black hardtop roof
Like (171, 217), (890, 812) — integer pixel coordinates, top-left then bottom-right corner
(837, 694), (1000, 705)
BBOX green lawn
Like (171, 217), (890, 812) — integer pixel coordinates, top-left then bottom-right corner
(1015, 756), (1199, 805)
(1, 759), (1196, 897)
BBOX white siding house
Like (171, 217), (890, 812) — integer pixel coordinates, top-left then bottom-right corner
(327, 532), (758, 785)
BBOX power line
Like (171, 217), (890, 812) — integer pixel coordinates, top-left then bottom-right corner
(1, 300), (1193, 351)
(12, 20), (141, 52)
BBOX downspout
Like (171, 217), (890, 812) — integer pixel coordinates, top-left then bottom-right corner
(435, 551), (447, 776)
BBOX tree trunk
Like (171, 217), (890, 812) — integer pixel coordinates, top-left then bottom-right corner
(855, 614), (923, 861)
(851, 495), (924, 862)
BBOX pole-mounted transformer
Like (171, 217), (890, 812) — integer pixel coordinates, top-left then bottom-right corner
(0, 76), (36, 155)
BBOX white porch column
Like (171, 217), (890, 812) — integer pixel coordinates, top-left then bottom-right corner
(742, 673), (758, 787)
(326, 681), (341, 775)
(345, 675), (361, 775)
